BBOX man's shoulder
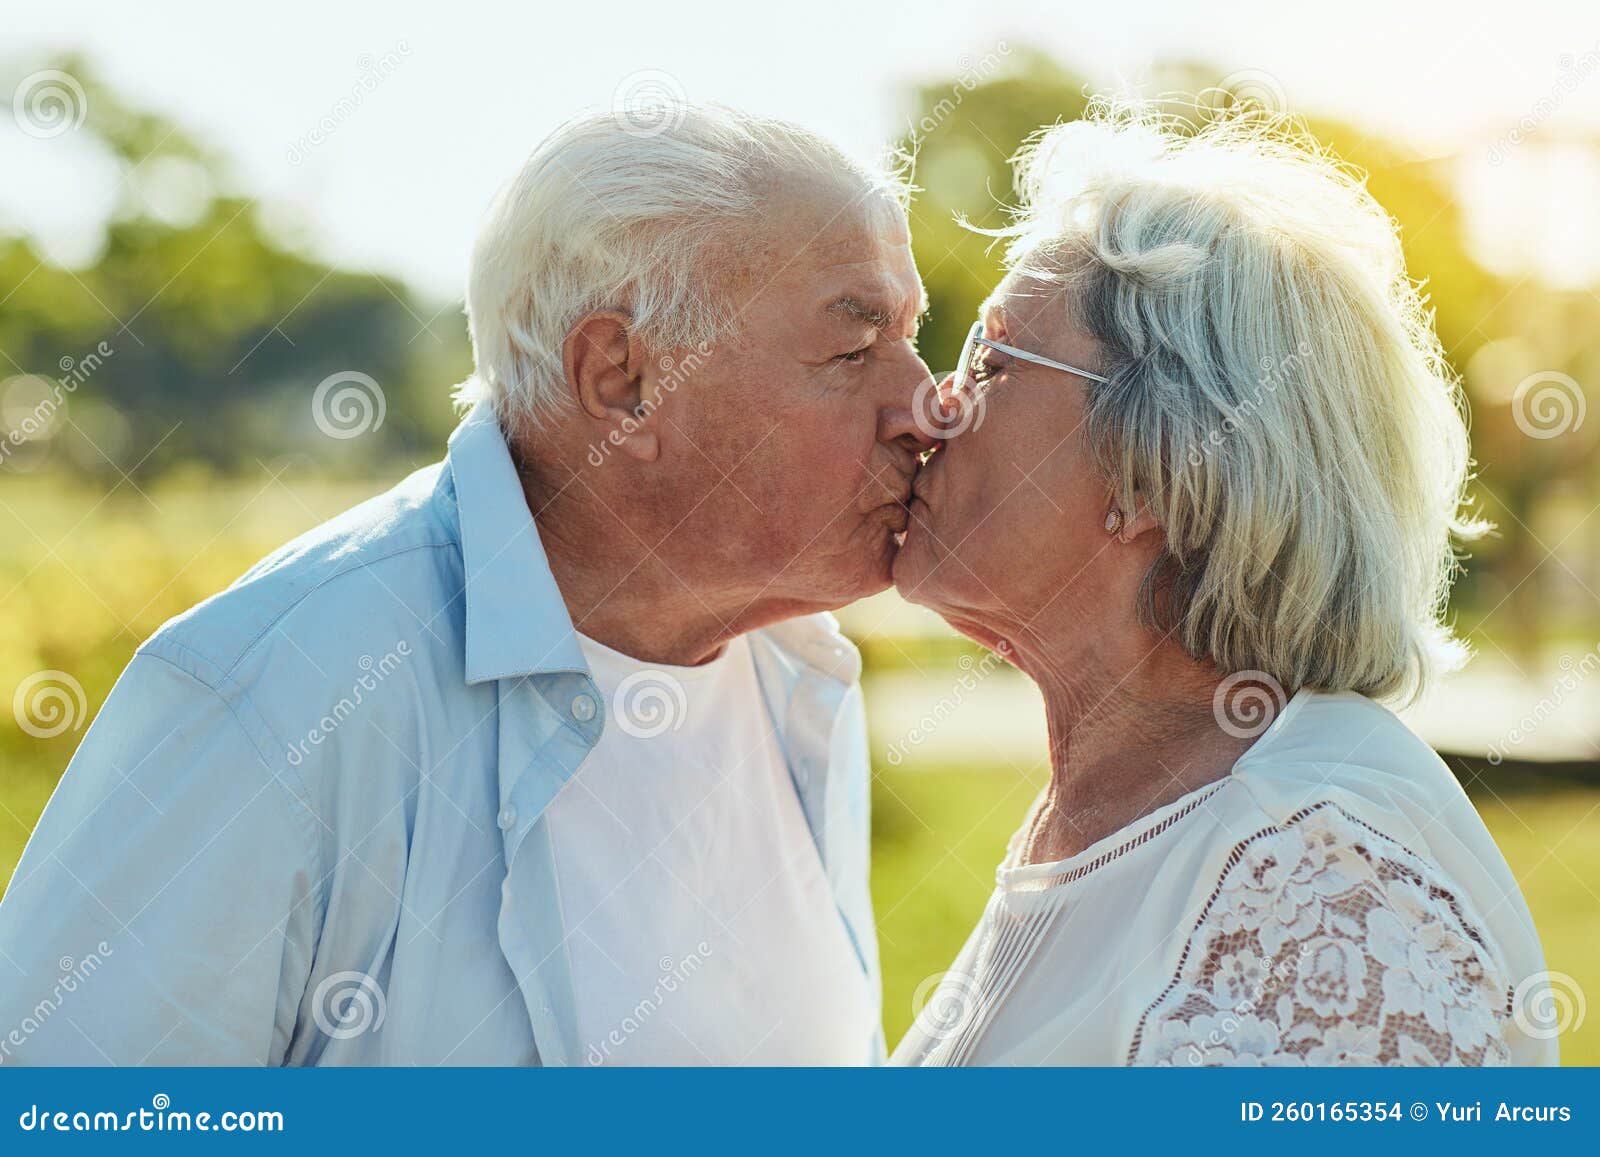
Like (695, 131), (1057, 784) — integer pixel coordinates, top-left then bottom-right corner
(140, 462), (463, 691)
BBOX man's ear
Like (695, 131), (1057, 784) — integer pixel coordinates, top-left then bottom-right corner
(562, 311), (659, 462)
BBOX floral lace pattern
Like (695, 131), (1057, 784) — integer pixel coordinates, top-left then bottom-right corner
(1130, 802), (1513, 1066)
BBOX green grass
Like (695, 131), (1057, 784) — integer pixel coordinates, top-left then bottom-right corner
(870, 762), (1047, 1046)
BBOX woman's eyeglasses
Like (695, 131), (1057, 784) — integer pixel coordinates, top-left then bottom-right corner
(951, 319), (1109, 396)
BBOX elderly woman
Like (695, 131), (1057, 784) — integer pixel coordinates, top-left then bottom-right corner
(891, 110), (1555, 1067)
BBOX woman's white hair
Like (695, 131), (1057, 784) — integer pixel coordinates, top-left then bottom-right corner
(459, 104), (906, 435)
(999, 102), (1485, 703)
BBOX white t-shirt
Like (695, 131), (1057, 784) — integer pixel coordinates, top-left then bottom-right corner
(548, 631), (872, 1066)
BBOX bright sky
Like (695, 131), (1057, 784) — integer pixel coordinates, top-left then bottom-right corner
(6, 0), (1600, 297)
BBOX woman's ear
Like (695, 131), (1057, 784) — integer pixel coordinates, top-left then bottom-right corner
(1104, 490), (1160, 543)
(1120, 502), (1160, 542)
(563, 311), (660, 462)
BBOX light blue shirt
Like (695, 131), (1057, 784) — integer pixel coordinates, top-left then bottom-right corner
(0, 402), (881, 1066)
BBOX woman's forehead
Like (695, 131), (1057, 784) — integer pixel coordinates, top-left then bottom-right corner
(985, 275), (1072, 338)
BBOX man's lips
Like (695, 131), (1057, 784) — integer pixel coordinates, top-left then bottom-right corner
(878, 483), (914, 538)
(879, 469), (916, 514)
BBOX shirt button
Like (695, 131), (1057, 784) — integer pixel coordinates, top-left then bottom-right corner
(497, 806), (518, 831)
(571, 693), (596, 721)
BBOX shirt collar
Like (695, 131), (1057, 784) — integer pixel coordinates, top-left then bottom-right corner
(757, 613), (862, 685)
(447, 399), (587, 684)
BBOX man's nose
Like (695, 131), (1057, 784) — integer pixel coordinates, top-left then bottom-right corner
(879, 358), (941, 454)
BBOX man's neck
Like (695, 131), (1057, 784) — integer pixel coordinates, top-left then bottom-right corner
(514, 429), (846, 665)
(524, 479), (738, 666)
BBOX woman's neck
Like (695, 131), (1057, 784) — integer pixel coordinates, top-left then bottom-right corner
(1016, 641), (1256, 865)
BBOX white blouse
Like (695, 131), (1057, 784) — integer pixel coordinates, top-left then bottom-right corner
(891, 690), (1558, 1067)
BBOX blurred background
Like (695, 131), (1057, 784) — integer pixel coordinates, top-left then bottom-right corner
(2, 0), (1596, 1062)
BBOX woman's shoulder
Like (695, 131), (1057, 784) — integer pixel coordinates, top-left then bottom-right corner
(1195, 689), (1486, 874)
(1228, 688), (1458, 811)
(1124, 689), (1556, 1066)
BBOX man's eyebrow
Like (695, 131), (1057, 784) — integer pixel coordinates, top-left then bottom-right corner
(827, 293), (925, 334)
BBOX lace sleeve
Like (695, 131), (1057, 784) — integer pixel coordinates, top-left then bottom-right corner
(1130, 802), (1513, 1066)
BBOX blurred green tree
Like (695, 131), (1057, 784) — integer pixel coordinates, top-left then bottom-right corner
(0, 54), (469, 480)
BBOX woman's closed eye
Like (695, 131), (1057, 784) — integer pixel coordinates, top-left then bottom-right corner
(968, 349), (1006, 393)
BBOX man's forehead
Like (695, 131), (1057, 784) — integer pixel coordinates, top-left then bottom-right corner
(811, 236), (926, 317)
(760, 175), (906, 257)
(746, 183), (922, 318)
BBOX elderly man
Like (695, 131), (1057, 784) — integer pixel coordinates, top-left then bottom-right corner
(0, 106), (932, 1065)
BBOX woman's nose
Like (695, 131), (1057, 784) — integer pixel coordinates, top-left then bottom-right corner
(915, 372), (968, 440)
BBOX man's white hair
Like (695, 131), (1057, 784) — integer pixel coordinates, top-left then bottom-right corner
(459, 105), (907, 435)
(999, 102), (1486, 703)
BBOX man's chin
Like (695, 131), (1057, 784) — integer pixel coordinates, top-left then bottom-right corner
(779, 542), (898, 618)
(757, 520), (907, 618)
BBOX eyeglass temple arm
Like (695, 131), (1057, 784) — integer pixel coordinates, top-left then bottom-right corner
(977, 336), (1109, 384)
